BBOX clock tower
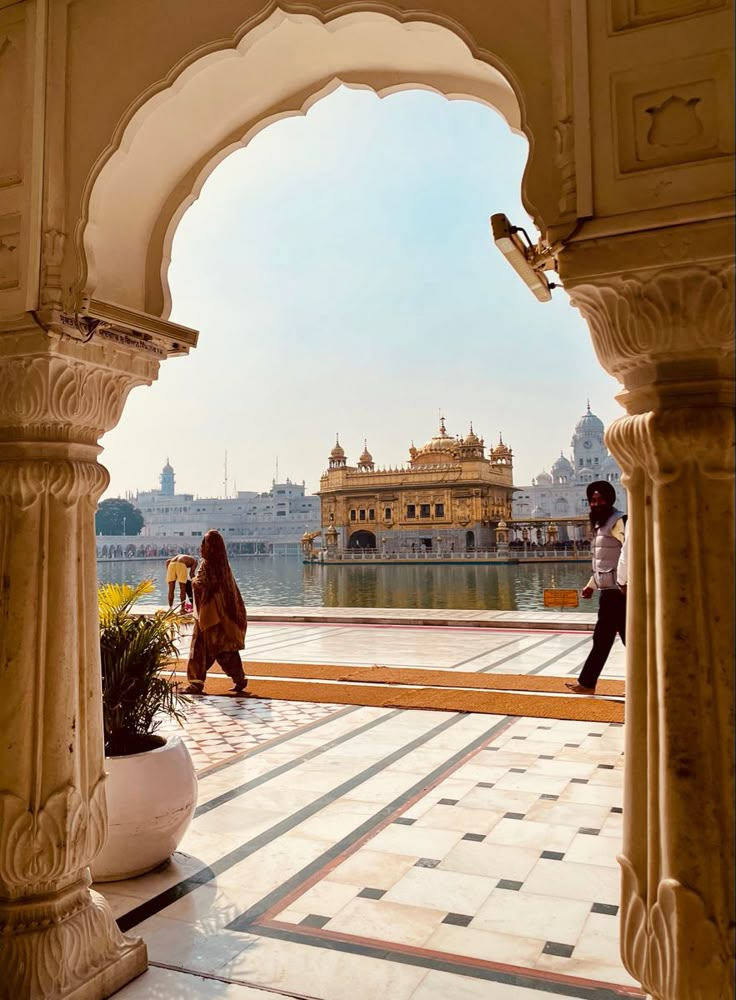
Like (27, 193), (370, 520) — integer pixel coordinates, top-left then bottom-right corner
(571, 401), (607, 474)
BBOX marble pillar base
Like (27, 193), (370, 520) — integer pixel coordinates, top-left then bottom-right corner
(58, 941), (147, 1000)
(0, 887), (147, 1000)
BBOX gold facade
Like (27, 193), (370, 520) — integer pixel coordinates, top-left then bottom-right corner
(318, 420), (515, 550)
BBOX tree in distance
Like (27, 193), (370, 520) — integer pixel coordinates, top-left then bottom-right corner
(96, 498), (144, 536)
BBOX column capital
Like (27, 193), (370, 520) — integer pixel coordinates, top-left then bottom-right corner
(558, 219), (735, 413)
(607, 407), (735, 487)
(0, 325), (160, 447)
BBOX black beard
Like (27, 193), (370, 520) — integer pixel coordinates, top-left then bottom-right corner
(589, 505), (613, 529)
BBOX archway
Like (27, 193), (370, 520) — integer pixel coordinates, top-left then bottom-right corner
(1, 5), (732, 1000)
(348, 529), (376, 549)
(79, 9), (529, 321)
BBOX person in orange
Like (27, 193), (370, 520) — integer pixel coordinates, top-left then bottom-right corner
(181, 530), (247, 695)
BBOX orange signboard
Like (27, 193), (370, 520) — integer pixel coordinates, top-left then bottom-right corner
(543, 589), (580, 608)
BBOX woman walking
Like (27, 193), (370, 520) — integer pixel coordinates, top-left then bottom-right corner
(182, 530), (247, 695)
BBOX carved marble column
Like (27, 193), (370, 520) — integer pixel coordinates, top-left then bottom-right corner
(0, 324), (162, 999)
(560, 227), (735, 1000)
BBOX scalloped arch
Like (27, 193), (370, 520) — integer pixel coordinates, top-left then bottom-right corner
(78, 5), (529, 320)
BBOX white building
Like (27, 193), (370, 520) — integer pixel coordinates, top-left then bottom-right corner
(131, 460), (320, 555)
(512, 403), (627, 532)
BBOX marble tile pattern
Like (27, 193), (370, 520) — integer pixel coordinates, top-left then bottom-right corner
(157, 695), (345, 773)
(102, 621), (638, 1000)
(172, 619), (624, 680)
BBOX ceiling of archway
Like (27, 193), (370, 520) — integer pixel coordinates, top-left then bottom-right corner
(82, 9), (522, 319)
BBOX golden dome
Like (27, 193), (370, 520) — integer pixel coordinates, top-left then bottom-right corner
(492, 433), (511, 457)
(359, 439), (373, 464)
(412, 417), (458, 464)
(464, 423), (481, 446)
(330, 435), (345, 459)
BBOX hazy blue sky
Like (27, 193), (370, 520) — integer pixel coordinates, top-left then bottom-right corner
(101, 86), (622, 500)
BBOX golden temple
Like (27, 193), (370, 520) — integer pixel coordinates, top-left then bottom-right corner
(318, 419), (515, 552)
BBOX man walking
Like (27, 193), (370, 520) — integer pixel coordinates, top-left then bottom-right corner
(566, 481), (626, 695)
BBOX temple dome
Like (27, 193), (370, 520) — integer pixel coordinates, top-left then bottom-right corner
(575, 401), (604, 435)
(536, 470), (552, 485)
(330, 437), (345, 459)
(552, 452), (575, 475)
(492, 434), (512, 459)
(551, 452), (574, 480)
(464, 424), (481, 446)
(412, 417), (457, 464)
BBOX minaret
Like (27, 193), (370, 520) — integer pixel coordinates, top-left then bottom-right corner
(358, 439), (375, 472)
(328, 435), (347, 470)
(160, 458), (175, 496)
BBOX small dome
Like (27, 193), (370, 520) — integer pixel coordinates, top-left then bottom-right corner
(330, 436), (345, 459)
(536, 470), (552, 485)
(492, 433), (512, 458)
(552, 452), (574, 475)
(162, 457), (174, 473)
(359, 439), (373, 464)
(464, 423), (481, 446)
(575, 401), (605, 435)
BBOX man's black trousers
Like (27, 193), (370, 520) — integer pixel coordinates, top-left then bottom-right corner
(578, 589), (626, 690)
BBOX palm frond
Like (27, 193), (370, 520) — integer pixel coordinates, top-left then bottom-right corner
(98, 579), (190, 756)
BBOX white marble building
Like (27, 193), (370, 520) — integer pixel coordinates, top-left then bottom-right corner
(128, 460), (320, 554)
(512, 403), (627, 525)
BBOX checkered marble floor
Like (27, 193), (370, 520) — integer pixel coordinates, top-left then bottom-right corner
(158, 697), (345, 773)
(99, 627), (639, 1000)
(163, 622), (625, 772)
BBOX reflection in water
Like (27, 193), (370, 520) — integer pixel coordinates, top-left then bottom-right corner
(97, 557), (595, 612)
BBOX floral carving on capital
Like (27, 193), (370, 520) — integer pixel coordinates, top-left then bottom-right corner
(566, 263), (735, 381)
(0, 355), (147, 444)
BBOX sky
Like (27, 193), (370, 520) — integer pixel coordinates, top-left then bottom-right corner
(100, 86), (623, 501)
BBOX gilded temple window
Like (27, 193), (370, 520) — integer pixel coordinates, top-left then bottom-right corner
(359, 509), (366, 521)
(350, 510), (356, 521)
(384, 507), (392, 520)
(368, 509), (375, 520)
(435, 503), (445, 517)
(420, 504), (431, 518)
(407, 504), (416, 518)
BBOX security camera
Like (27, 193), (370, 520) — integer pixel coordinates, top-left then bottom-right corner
(490, 213), (556, 303)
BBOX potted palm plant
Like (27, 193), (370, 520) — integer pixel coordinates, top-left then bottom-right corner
(91, 579), (198, 882)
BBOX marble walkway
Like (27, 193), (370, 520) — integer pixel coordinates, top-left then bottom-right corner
(98, 621), (637, 1000)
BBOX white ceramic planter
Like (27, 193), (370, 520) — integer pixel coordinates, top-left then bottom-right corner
(91, 734), (198, 882)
